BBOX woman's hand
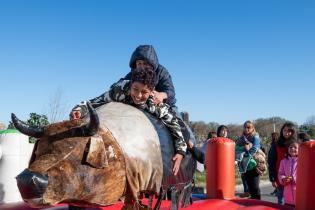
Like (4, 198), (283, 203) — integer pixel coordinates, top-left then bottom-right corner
(187, 139), (194, 149)
(152, 91), (167, 105)
(172, 153), (184, 176)
(272, 181), (278, 188)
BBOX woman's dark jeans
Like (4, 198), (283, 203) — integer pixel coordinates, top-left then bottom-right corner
(243, 168), (261, 199)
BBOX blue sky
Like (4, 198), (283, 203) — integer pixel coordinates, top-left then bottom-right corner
(0, 0), (314, 126)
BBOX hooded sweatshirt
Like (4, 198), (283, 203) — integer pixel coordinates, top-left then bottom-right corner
(121, 45), (177, 106)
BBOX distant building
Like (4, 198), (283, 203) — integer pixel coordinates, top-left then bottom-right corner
(0, 123), (5, 131)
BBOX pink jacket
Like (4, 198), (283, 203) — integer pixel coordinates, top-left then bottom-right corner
(278, 156), (298, 205)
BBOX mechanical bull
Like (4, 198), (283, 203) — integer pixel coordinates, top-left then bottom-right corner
(12, 102), (196, 208)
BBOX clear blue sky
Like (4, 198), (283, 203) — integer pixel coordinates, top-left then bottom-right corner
(1, 0), (314, 126)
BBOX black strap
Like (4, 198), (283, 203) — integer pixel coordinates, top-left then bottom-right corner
(181, 182), (193, 208)
(148, 194), (153, 209)
(153, 188), (165, 210)
(171, 186), (181, 210)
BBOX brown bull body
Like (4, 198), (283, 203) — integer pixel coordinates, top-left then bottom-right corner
(13, 102), (195, 208)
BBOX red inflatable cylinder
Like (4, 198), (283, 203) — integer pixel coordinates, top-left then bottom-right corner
(296, 141), (315, 210)
(205, 137), (235, 199)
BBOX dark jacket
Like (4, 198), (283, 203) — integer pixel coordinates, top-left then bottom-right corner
(190, 146), (205, 164)
(268, 141), (287, 184)
(121, 45), (177, 106)
(267, 142), (277, 182)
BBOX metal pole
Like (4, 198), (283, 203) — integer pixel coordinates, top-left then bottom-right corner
(273, 117), (276, 132)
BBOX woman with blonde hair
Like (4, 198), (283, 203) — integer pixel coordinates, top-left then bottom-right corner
(236, 120), (262, 199)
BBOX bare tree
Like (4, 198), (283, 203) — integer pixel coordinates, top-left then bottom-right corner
(48, 88), (68, 123)
(305, 115), (315, 126)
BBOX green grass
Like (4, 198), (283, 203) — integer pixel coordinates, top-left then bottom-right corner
(194, 169), (269, 188)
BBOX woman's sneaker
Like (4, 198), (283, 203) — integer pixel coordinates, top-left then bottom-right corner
(239, 192), (250, 198)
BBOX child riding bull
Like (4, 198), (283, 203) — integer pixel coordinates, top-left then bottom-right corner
(70, 67), (187, 176)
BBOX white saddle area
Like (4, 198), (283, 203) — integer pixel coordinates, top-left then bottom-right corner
(95, 102), (163, 197)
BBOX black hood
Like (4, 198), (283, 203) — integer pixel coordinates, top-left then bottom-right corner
(129, 45), (159, 70)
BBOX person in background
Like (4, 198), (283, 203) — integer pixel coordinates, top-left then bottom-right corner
(278, 140), (300, 207)
(188, 125), (229, 164)
(199, 131), (217, 154)
(217, 125), (228, 138)
(269, 132), (280, 196)
(207, 131), (217, 139)
(236, 121), (262, 199)
(268, 121), (296, 205)
(271, 132), (280, 144)
(298, 132), (314, 142)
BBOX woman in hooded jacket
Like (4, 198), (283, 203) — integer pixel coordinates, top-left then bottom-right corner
(236, 121), (261, 199)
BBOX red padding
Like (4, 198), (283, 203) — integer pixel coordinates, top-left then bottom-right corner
(205, 137), (235, 199)
(296, 141), (315, 210)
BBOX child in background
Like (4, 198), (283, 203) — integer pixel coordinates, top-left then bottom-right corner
(268, 121), (296, 204)
(278, 140), (299, 207)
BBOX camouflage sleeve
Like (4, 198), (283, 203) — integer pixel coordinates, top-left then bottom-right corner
(107, 80), (130, 102)
(70, 80), (131, 118)
(147, 97), (187, 156)
(70, 91), (113, 118)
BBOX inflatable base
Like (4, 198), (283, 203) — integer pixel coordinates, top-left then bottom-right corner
(0, 198), (294, 210)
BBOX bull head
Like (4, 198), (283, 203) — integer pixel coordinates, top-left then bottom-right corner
(12, 103), (126, 207)
(11, 102), (99, 138)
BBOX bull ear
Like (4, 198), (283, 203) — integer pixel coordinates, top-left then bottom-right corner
(11, 113), (44, 138)
(85, 136), (108, 169)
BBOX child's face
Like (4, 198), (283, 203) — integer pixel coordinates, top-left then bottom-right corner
(288, 143), (299, 157)
(220, 129), (228, 138)
(135, 60), (153, 70)
(130, 81), (153, 105)
(283, 126), (294, 139)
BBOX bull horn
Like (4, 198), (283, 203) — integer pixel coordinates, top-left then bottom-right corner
(83, 102), (99, 136)
(11, 113), (44, 138)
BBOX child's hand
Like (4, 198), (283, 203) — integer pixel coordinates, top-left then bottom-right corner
(187, 139), (194, 149)
(282, 176), (293, 185)
(272, 181), (278, 188)
(244, 143), (251, 151)
(70, 110), (81, 120)
(172, 154), (184, 176)
(286, 176), (293, 183)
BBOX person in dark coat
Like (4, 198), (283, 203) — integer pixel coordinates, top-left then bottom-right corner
(298, 132), (314, 142)
(118, 45), (176, 107)
(268, 121), (296, 204)
(188, 125), (229, 164)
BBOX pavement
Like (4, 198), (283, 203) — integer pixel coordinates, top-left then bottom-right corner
(194, 180), (278, 203)
(235, 180), (277, 203)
